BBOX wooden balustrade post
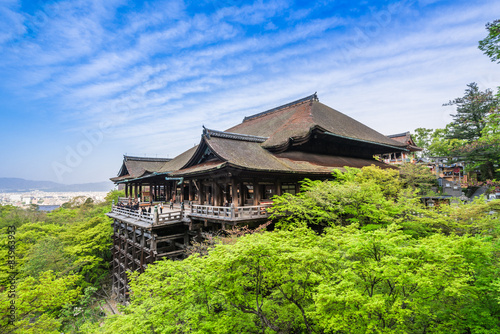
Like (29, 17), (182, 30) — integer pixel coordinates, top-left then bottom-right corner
(153, 206), (158, 225)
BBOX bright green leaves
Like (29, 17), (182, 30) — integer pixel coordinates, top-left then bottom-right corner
(0, 271), (81, 334)
(271, 166), (422, 231)
(0, 193), (116, 334)
(96, 225), (500, 333)
(60, 216), (113, 285)
(314, 228), (492, 333)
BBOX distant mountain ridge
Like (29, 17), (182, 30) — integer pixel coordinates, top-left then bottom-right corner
(0, 178), (115, 192)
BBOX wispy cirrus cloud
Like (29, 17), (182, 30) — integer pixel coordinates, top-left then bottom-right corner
(0, 0), (499, 183)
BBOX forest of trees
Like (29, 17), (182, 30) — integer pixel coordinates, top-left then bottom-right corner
(0, 192), (122, 333)
(1, 166), (499, 333)
(413, 19), (500, 181)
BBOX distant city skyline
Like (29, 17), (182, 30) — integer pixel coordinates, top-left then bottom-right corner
(1, 0), (499, 184)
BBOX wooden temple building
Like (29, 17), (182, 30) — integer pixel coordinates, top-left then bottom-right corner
(107, 93), (408, 301)
(377, 131), (422, 164)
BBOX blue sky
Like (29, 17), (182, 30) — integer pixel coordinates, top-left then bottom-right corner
(0, 0), (499, 184)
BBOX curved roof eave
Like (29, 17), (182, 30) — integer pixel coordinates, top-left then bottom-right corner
(323, 131), (409, 152)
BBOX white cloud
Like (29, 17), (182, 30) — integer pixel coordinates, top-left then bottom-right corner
(2, 0), (500, 182)
(0, 0), (25, 45)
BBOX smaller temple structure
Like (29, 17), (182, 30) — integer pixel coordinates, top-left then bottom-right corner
(378, 131), (422, 164)
(111, 155), (171, 201)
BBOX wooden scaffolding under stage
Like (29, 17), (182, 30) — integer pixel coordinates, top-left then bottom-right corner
(107, 200), (272, 302)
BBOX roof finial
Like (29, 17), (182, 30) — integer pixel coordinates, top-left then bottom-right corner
(202, 125), (210, 139)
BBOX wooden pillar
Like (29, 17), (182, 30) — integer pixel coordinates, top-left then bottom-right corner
(189, 180), (193, 201)
(207, 183), (211, 205)
(231, 178), (238, 207)
(240, 182), (246, 206)
(213, 181), (219, 206)
(224, 182), (229, 205)
(180, 182), (185, 203)
(135, 183), (139, 199)
(253, 180), (260, 206)
(199, 181), (205, 205)
(276, 180), (282, 196)
(124, 184), (128, 197)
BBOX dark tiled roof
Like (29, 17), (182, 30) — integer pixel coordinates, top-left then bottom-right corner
(169, 160), (226, 176)
(158, 146), (199, 173)
(112, 156), (171, 182)
(387, 132), (410, 140)
(123, 155), (171, 162)
(226, 95), (406, 151)
(113, 94), (403, 181)
(207, 136), (289, 171)
(169, 135), (393, 176)
(204, 127), (268, 143)
(387, 132), (422, 152)
(275, 151), (394, 170)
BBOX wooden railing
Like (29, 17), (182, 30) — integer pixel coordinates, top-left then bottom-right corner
(189, 204), (272, 221)
(110, 205), (183, 226)
(111, 203), (272, 225)
(111, 206), (154, 224)
(157, 211), (183, 225)
(117, 197), (130, 204)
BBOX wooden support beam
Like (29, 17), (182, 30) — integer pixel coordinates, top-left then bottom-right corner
(156, 233), (189, 242)
(157, 249), (185, 258)
(213, 180), (219, 206)
(231, 178), (238, 207)
(240, 181), (245, 206)
(253, 180), (260, 206)
(188, 180), (193, 202)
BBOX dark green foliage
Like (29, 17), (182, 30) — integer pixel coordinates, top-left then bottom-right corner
(479, 19), (500, 64)
(444, 83), (498, 141)
(0, 190), (123, 334)
(442, 83), (499, 179)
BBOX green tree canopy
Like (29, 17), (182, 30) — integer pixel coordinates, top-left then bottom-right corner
(444, 82), (498, 141)
(94, 225), (500, 333)
(440, 83), (500, 179)
(479, 19), (500, 63)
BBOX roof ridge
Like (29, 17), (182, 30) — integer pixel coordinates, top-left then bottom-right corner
(242, 93), (318, 122)
(124, 155), (171, 162)
(203, 127), (268, 143)
(387, 132), (410, 138)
